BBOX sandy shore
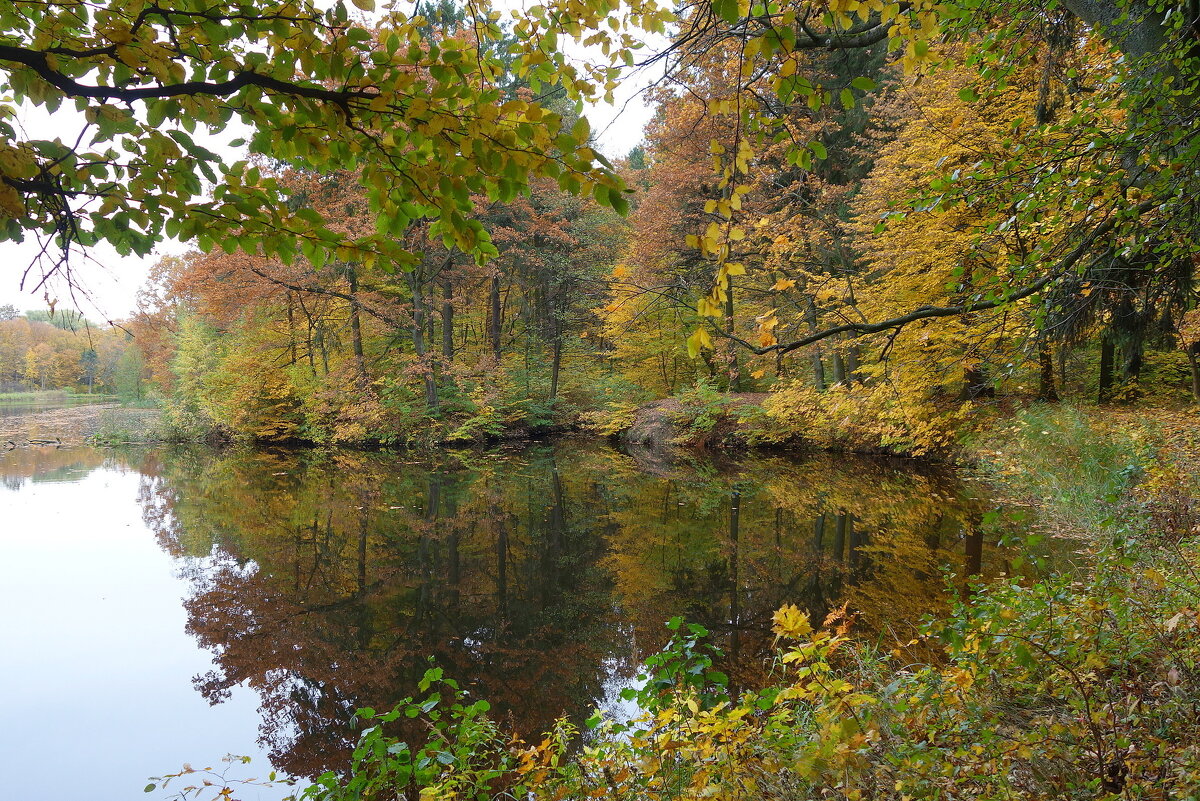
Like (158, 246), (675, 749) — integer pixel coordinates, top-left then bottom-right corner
(1, 403), (162, 446)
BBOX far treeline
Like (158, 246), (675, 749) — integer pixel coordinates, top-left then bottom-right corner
(0, 303), (143, 397)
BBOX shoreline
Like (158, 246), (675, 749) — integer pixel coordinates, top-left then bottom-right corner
(0, 402), (162, 446)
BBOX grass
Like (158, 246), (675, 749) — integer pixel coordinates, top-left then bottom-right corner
(969, 404), (1153, 537)
(0, 389), (69, 402)
(0, 389), (118, 403)
(85, 408), (164, 445)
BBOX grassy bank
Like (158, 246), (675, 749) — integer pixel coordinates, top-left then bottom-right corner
(0, 389), (71, 402)
(0, 389), (122, 403)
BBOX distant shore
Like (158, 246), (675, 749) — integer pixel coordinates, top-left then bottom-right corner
(1, 402), (161, 446)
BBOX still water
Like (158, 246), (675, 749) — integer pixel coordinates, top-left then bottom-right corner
(0, 440), (1024, 800)
(0, 394), (114, 418)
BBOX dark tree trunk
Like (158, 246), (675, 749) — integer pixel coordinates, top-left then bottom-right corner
(846, 344), (862, 384)
(1099, 334), (1115, 403)
(805, 298), (826, 390)
(489, 272), (502, 362)
(316, 325), (330, 375)
(831, 350), (846, 385)
(1122, 337), (1144, 382)
(1186, 344), (1200, 403)
(286, 293), (298, 366)
(726, 276), (741, 391)
(441, 275), (454, 363)
(1037, 342), (1059, 401)
(961, 365), (995, 400)
(408, 272), (439, 411)
(549, 324), (563, 399)
(347, 268), (366, 381)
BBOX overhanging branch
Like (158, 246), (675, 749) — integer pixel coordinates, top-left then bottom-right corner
(0, 43), (378, 107)
(712, 198), (1159, 355)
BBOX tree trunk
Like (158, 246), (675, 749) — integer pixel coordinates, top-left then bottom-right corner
(347, 268), (366, 381)
(725, 276), (741, 391)
(549, 324), (563, 399)
(1186, 345), (1200, 404)
(1122, 336), (1144, 382)
(1098, 334), (1115, 403)
(1060, 1), (1169, 64)
(489, 272), (502, 362)
(831, 350), (846, 385)
(1037, 342), (1059, 401)
(408, 272), (439, 411)
(286, 292), (297, 366)
(805, 298), (825, 390)
(316, 325), (330, 375)
(961, 364), (995, 400)
(846, 343), (862, 384)
(441, 275), (454, 363)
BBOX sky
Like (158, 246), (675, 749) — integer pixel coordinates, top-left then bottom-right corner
(0, 48), (658, 323)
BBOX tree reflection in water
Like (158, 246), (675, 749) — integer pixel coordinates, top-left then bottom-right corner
(127, 441), (1017, 781)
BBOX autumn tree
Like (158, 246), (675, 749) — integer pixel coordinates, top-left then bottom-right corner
(0, 0), (637, 296)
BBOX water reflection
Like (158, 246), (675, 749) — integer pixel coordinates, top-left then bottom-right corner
(121, 440), (1010, 781)
(0, 445), (108, 490)
(0, 441), (1018, 786)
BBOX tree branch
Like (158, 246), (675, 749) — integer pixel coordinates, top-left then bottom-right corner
(712, 199), (1159, 355)
(0, 43), (379, 106)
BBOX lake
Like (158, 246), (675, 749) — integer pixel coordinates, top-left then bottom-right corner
(0, 393), (117, 418)
(0, 439), (1029, 799)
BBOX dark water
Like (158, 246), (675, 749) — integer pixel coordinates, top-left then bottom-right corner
(0, 440), (1028, 798)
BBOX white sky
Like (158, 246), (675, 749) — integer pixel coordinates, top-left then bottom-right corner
(0, 30), (659, 322)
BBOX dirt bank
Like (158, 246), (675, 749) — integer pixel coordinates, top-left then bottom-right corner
(620, 393), (772, 449)
(1, 403), (161, 446)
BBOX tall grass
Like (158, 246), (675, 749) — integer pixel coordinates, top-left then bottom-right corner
(0, 389), (119, 403)
(972, 404), (1151, 536)
(0, 389), (70, 402)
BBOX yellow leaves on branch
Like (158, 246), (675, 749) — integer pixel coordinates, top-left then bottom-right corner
(772, 603), (813, 640)
(686, 327), (713, 359)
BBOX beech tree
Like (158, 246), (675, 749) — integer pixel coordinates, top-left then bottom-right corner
(0, 0), (632, 284)
(660, 0), (1200, 351)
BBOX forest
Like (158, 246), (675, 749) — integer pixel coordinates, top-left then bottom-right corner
(0, 303), (144, 395)
(2, 0), (1200, 798)
(96, 5), (1200, 449)
(2, 0), (1198, 451)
